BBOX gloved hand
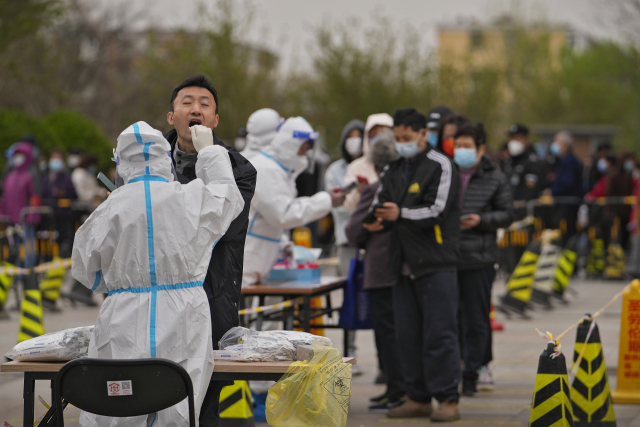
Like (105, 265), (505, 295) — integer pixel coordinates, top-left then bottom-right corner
(190, 125), (214, 152)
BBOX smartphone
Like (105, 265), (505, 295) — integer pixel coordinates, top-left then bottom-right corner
(97, 172), (116, 192)
(362, 203), (384, 224)
(460, 214), (471, 221)
(339, 181), (359, 194)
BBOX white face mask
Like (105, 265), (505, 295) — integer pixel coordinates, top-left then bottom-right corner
(507, 140), (525, 156)
(12, 153), (26, 167)
(67, 154), (80, 168)
(344, 137), (363, 158)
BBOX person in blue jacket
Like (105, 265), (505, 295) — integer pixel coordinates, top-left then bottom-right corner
(550, 130), (583, 243)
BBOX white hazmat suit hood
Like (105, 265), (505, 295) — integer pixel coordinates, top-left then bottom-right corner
(242, 117), (332, 286)
(73, 121), (244, 427)
(242, 108), (283, 160)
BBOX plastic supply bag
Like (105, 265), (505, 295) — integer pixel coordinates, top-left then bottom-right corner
(5, 326), (93, 362)
(218, 327), (332, 362)
(266, 342), (352, 427)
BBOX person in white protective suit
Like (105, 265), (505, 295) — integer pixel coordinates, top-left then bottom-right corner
(242, 116), (345, 287)
(241, 108), (283, 160)
(73, 121), (244, 427)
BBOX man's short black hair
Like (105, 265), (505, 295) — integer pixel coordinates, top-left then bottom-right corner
(170, 74), (219, 114)
(393, 108), (427, 132)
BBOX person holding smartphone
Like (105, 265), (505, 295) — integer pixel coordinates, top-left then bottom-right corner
(452, 123), (514, 396)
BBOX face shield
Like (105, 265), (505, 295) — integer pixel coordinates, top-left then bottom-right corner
(293, 130), (319, 175)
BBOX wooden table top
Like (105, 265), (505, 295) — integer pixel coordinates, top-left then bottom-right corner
(1, 357), (356, 374)
(241, 276), (347, 295)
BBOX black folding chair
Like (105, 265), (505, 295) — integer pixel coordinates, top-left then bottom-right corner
(54, 358), (196, 427)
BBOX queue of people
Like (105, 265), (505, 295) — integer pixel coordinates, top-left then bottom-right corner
(2, 72), (638, 426)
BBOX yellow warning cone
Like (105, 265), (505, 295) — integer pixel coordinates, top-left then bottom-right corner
(499, 241), (540, 317)
(570, 316), (616, 426)
(532, 232), (563, 308)
(529, 342), (575, 427)
(17, 274), (45, 343)
(553, 236), (578, 301)
(219, 380), (255, 427)
(39, 256), (65, 309)
(611, 280), (640, 404)
(603, 243), (625, 280)
(587, 239), (606, 277)
(0, 261), (15, 309)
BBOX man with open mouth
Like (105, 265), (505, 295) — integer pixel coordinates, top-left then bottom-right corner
(165, 73), (257, 427)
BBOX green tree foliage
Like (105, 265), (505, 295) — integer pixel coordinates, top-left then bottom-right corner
(0, 109), (113, 171)
(285, 17), (436, 155)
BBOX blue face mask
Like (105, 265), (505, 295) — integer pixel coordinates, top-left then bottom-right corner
(624, 160), (635, 173)
(49, 158), (64, 172)
(453, 148), (478, 169)
(427, 131), (438, 147)
(394, 140), (420, 159)
(550, 142), (561, 156)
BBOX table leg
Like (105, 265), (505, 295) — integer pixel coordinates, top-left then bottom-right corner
(256, 311), (263, 331)
(302, 295), (311, 332)
(285, 306), (294, 330)
(343, 328), (349, 357)
(24, 373), (35, 427)
(325, 293), (333, 319)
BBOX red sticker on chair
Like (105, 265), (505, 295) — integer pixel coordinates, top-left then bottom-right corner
(107, 380), (132, 396)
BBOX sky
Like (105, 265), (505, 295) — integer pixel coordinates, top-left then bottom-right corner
(92, 0), (620, 72)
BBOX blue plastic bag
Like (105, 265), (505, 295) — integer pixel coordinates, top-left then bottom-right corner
(338, 256), (373, 330)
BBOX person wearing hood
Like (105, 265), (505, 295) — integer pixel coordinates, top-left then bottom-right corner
(325, 119), (366, 274)
(342, 113), (394, 211)
(242, 116), (346, 286)
(74, 121), (244, 427)
(324, 119), (366, 377)
(41, 150), (77, 258)
(453, 123), (514, 397)
(241, 108), (283, 160)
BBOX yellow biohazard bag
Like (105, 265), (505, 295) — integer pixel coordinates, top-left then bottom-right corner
(266, 342), (352, 427)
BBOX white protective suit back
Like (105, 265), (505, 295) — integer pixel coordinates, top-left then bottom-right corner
(241, 108), (283, 160)
(242, 117), (332, 286)
(73, 121), (244, 427)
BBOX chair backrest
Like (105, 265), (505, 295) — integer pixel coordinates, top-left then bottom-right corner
(55, 358), (195, 426)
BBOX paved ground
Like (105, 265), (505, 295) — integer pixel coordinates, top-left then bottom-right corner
(1, 275), (639, 426)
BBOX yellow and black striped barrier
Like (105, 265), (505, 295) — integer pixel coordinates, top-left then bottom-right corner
(238, 299), (295, 316)
(0, 261), (15, 309)
(499, 241), (540, 317)
(39, 257), (66, 308)
(219, 380), (254, 427)
(18, 286), (45, 343)
(0, 258), (71, 276)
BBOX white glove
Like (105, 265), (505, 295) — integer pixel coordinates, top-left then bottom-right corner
(190, 125), (214, 152)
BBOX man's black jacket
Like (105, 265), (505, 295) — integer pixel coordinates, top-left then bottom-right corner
(165, 129), (256, 349)
(459, 155), (514, 270)
(375, 145), (460, 279)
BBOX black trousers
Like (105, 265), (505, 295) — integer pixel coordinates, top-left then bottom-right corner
(458, 267), (495, 381)
(199, 380), (226, 427)
(369, 287), (405, 400)
(394, 271), (460, 403)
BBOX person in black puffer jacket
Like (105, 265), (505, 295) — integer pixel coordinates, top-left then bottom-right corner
(452, 123), (514, 397)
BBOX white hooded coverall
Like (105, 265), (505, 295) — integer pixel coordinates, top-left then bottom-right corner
(242, 117), (332, 287)
(241, 108), (283, 161)
(73, 122), (244, 427)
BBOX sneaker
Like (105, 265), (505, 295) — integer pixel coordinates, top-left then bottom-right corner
(370, 392), (387, 403)
(351, 363), (363, 376)
(430, 399), (460, 422)
(374, 369), (386, 384)
(369, 397), (404, 413)
(462, 377), (476, 396)
(387, 398), (432, 418)
(477, 365), (494, 391)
